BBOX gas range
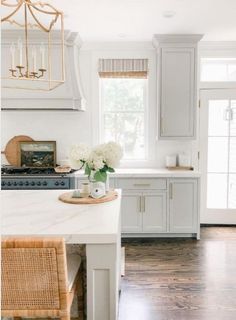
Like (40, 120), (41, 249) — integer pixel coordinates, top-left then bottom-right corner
(1, 166), (77, 190)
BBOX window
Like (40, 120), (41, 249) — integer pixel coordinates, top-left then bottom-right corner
(207, 99), (236, 209)
(100, 78), (147, 160)
(99, 59), (148, 161)
(201, 58), (236, 82)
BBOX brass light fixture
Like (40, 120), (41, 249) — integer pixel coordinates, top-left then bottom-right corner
(1, 0), (65, 90)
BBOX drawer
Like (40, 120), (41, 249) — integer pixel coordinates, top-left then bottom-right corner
(76, 177), (116, 189)
(117, 178), (167, 190)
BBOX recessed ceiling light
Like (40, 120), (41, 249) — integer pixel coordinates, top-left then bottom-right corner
(162, 10), (176, 18)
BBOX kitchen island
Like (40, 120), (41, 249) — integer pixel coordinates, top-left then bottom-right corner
(1, 189), (122, 320)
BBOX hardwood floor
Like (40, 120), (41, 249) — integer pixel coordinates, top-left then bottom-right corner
(119, 227), (236, 320)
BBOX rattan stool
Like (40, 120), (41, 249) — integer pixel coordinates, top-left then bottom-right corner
(1, 237), (83, 320)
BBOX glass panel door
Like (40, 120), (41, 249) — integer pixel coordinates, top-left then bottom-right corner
(200, 90), (236, 224)
(207, 99), (236, 209)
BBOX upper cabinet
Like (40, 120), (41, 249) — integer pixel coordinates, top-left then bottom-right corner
(153, 34), (203, 139)
(1, 30), (86, 111)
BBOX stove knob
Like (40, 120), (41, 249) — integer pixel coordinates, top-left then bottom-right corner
(31, 181), (35, 186)
(19, 181), (23, 186)
(61, 181), (65, 186)
(2, 181), (6, 186)
(7, 182), (12, 186)
(55, 181), (59, 186)
(43, 181), (48, 186)
(25, 181), (29, 186)
(37, 181), (41, 186)
(13, 182), (18, 186)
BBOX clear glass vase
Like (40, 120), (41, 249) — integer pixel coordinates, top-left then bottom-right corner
(89, 170), (109, 193)
(88, 170), (96, 183)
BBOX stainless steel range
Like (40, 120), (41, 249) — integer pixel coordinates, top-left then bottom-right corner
(1, 166), (76, 190)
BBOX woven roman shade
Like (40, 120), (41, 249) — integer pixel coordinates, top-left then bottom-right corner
(98, 59), (148, 78)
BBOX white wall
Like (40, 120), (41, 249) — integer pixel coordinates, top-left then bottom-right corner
(1, 42), (198, 168)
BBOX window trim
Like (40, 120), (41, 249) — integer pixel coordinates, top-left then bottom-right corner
(201, 57), (236, 83)
(91, 49), (157, 168)
(199, 45), (236, 90)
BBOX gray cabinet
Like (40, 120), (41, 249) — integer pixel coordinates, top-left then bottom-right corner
(121, 191), (167, 233)
(169, 179), (198, 233)
(153, 34), (203, 139)
(142, 192), (167, 233)
(117, 178), (167, 234)
(117, 176), (200, 238)
(121, 193), (142, 233)
(75, 175), (200, 238)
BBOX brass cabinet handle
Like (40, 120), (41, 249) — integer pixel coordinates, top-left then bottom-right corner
(139, 196), (145, 212)
(134, 183), (151, 187)
(169, 183), (173, 200)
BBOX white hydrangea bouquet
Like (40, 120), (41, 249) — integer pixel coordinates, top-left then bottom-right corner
(69, 142), (123, 183)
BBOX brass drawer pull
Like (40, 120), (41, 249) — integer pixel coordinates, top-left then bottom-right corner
(133, 183), (151, 187)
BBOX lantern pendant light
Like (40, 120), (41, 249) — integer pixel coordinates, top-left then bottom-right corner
(1, 0), (65, 91)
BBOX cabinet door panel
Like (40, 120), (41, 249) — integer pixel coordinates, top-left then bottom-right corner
(169, 179), (198, 233)
(121, 193), (142, 233)
(142, 193), (167, 233)
(160, 48), (195, 138)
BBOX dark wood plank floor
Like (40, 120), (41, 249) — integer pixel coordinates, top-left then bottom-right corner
(119, 227), (236, 320)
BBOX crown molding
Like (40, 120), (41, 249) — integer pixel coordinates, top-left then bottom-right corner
(152, 34), (204, 48)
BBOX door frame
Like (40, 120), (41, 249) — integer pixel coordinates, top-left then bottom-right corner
(200, 88), (236, 224)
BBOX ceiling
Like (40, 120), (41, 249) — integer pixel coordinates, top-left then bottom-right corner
(16, 0), (236, 42)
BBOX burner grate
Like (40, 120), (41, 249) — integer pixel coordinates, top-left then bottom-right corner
(1, 166), (76, 176)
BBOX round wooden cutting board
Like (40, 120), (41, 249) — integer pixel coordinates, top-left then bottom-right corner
(2, 135), (34, 166)
(58, 190), (118, 205)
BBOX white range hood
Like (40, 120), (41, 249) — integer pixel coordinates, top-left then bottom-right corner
(1, 30), (86, 111)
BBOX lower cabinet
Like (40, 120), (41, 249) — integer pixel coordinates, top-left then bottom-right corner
(118, 177), (199, 238)
(75, 176), (200, 238)
(142, 193), (167, 233)
(121, 191), (167, 233)
(169, 179), (198, 233)
(121, 193), (142, 233)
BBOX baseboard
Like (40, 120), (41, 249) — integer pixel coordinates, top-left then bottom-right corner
(201, 224), (236, 227)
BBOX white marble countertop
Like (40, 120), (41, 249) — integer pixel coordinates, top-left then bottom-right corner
(1, 189), (121, 244)
(74, 168), (201, 178)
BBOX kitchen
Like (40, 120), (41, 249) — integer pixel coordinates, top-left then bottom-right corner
(1, 1), (236, 320)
